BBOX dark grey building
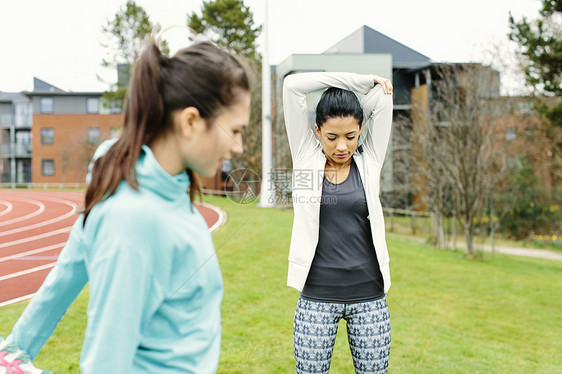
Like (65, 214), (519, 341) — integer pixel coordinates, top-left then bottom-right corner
(324, 25), (433, 111)
(272, 25), (500, 208)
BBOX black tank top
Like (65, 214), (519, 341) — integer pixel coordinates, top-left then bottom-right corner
(301, 159), (384, 303)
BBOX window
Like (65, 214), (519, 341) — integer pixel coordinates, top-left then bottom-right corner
(87, 128), (101, 145)
(42, 159), (55, 176)
(110, 128), (120, 138)
(16, 132), (31, 154)
(16, 131), (31, 145)
(87, 98), (100, 114)
(14, 102), (32, 126)
(506, 128), (517, 141)
(516, 101), (534, 115)
(40, 98), (54, 113)
(41, 128), (54, 145)
(507, 156), (522, 170)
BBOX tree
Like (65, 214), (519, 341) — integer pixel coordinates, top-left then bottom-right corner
(187, 0), (263, 176)
(485, 108), (551, 250)
(412, 64), (502, 256)
(380, 114), (414, 211)
(509, 0), (562, 96)
(509, 0), (562, 184)
(100, 0), (169, 111)
(187, 0), (261, 60)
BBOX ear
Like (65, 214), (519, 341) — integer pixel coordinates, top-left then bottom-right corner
(177, 106), (206, 139)
(314, 124), (321, 137)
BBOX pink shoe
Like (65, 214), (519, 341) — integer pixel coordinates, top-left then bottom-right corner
(0, 337), (53, 374)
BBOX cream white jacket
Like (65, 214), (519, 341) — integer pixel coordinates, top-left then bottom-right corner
(283, 72), (393, 293)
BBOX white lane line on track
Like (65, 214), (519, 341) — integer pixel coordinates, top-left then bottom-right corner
(0, 200), (14, 217)
(0, 201), (77, 237)
(0, 242), (66, 263)
(14, 256), (59, 261)
(0, 262), (55, 282)
(0, 227), (71, 249)
(0, 192), (83, 204)
(198, 202), (227, 233)
(0, 192), (79, 307)
(0, 294), (35, 308)
(0, 199), (45, 227)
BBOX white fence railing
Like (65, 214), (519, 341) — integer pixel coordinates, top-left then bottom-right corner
(0, 183), (86, 190)
(383, 207), (432, 235)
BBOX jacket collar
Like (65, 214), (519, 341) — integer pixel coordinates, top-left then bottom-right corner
(136, 145), (190, 201)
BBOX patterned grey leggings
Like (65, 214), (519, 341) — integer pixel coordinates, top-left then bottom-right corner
(293, 296), (391, 374)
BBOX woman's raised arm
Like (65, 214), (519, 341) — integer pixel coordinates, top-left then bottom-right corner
(283, 72), (375, 161)
(360, 80), (393, 168)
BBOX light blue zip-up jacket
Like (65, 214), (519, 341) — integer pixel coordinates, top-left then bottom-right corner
(8, 140), (223, 373)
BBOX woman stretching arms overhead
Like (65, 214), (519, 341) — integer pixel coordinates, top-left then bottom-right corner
(283, 71), (393, 373)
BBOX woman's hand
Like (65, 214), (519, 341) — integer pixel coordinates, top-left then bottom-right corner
(373, 75), (393, 95)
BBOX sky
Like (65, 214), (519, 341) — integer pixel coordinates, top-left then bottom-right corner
(0, 0), (543, 95)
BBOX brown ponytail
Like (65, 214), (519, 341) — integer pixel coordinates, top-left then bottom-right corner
(84, 40), (249, 225)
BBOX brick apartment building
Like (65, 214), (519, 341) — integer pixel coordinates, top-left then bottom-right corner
(26, 78), (122, 184)
(493, 96), (555, 190)
(1, 78), (224, 189)
(31, 113), (122, 184)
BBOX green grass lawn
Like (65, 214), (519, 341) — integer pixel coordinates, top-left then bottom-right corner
(1, 195), (561, 373)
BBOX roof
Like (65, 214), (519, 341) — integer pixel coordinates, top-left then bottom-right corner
(26, 78), (102, 97)
(275, 53), (392, 82)
(33, 77), (65, 93)
(324, 25), (432, 69)
(0, 92), (29, 103)
(24, 91), (103, 97)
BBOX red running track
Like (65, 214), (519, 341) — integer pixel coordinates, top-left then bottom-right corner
(0, 190), (223, 307)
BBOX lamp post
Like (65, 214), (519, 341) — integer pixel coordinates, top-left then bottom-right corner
(259, 0), (275, 207)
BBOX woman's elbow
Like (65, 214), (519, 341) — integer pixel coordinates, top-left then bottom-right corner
(283, 74), (300, 91)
